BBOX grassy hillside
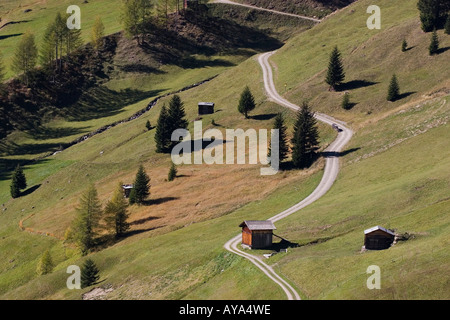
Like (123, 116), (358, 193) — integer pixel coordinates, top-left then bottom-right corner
(271, 0), (450, 124)
(0, 0), (448, 300)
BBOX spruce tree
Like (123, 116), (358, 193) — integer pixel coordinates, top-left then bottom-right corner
(417, 0), (450, 32)
(168, 163), (177, 181)
(145, 120), (152, 131)
(36, 249), (54, 275)
(10, 165), (27, 198)
(429, 29), (439, 55)
(387, 74), (400, 102)
(341, 92), (352, 110)
(71, 184), (103, 254)
(167, 95), (188, 148)
(105, 182), (130, 238)
(268, 113), (289, 162)
(325, 46), (345, 91)
(401, 39), (408, 52)
(291, 103), (320, 169)
(238, 86), (256, 119)
(81, 259), (100, 288)
(155, 104), (171, 153)
(132, 165), (151, 205)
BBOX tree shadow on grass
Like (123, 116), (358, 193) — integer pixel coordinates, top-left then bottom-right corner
(321, 147), (361, 158)
(65, 87), (165, 122)
(20, 184), (41, 197)
(0, 158), (51, 182)
(143, 196), (179, 206)
(0, 33), (23, 41)
(436, 46), (450, 54)
(397, 91), (416, 100)
(27, 126), (91, 141)
(337, 80), (378, 91)
(250, 113), (278, 121)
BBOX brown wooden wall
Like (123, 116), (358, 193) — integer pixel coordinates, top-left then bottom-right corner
(242, 227), (252, 246)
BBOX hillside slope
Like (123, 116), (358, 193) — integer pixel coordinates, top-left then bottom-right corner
(0, 0), (449, 300)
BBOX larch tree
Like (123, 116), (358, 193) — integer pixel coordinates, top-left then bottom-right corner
(91, 16), (105, 50)
(11, 31), (38, 85)
(291, 102), (320, 169)
(105, 182), (130, 238)
(71, 184), (103, 254)
(36, 249), (54, 275)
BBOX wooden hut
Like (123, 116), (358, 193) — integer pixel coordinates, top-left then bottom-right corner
(122, 184), (134, 198)
(364, 226), (395, 250)
(198, 102), (215, 115)
(239, 220), (276, 249)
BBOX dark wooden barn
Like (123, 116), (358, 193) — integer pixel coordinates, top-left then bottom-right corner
(364, 226), (395, 250)
(198, 102), (215, 115)
(239, 220), (276, 249)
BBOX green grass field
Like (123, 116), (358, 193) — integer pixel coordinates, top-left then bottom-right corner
(0, 0), (449, 300)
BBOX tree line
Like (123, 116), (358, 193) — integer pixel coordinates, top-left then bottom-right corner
(65, 165), (151, 255)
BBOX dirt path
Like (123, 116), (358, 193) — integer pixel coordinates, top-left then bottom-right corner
(211, 0), (322, 23)
(224, 51), (353, 300)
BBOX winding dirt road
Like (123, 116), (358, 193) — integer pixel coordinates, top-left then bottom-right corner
(223, 51), (353, 300)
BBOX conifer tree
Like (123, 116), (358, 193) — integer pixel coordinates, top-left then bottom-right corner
(168, 163), (177, 181)
(40, 21), (57, 69)
(341, 92), (352, 110)
(145, 120), (152, 131)
(387, 74), (400, 102)
(105, 182), (130, 238)
(132, 165), (151, 205)
(81, 259), (100, 288)
(268, 113), (289, 162)
(71, 184), (103, 254)
(168, 94), (188, 133)
(238, 86), (256, 119)
(155, 104), (171, 153)
(417, 0), (450, 32)
(401, 39), (408, 52)
(429, 29), (439, 55)
(11, 31), (38, 85)
(36, 249), (54, 275)
(325, 46), (345, 91)
(91, 16), (105, 50)
(291, 102), (320, 169)
(10, 165), (27, 198)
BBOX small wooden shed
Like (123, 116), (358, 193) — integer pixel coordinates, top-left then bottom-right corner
(122, 184), (134, 198)
(198, 102), (215, 115)
(364, 226), (395, 250)
(239, 220), (276, 249)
